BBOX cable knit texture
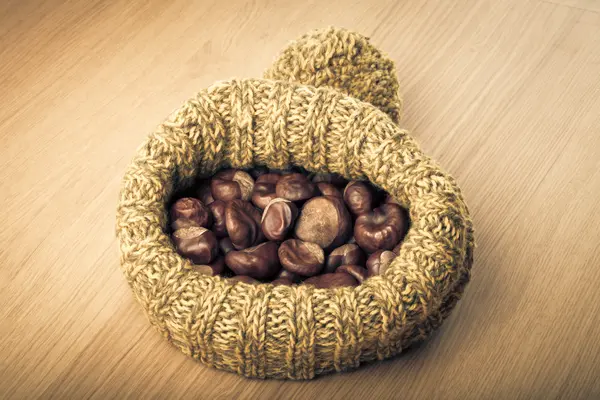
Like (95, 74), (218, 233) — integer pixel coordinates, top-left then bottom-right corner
(116, 28), (474, 379)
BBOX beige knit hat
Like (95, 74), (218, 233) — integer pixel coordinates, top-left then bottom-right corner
(116, 27), (474, 379)
(265, 27), (403, 123)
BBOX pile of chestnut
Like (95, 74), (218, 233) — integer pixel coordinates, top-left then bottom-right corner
(169, 167), (409, 288)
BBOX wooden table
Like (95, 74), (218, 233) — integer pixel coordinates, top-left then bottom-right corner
(2, 0), (600, 398)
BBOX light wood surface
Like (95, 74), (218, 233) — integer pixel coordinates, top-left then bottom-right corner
(2, 0), (600, 398)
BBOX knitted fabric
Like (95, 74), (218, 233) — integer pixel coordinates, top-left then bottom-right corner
(265, 27), (403, 123)
(116, 29), (474, 380)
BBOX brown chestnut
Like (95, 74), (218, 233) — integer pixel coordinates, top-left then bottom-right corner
(170, 197), (212, 231)
(252, 173), (281, 209)
(256, 173), (282, 184)
(219, 237), (234, 255)
(325, 244), (365, 273)
(208, 256), (226, 275)
(190, 265), (215, 276)
(172, 226), (218, 265)
(316, 182), (343, 198)
(337, 265), (368, 283)
(294, 196), (352, 251)
(211, 169), (255, 202)
(366, 250), (396, 277)
(208, 200), (227, 237)
(225, 200), (264, 249)
(261, 198), (299, 241)
(275, 173), (317, 202)
(230, 275), (259, 284)
(195, 182), (215, 205)
(303, 272), (359, 288)
(225, 241), (280, 279)
(311, 173), (348, 186)
(271, 277), (295, 286)
(354, 203), (409, 253)
(275, 269), (299, 283)
(343, 181), (373, 215)
(191, 256), (226, 276)
(384, 193), (402, 206)
(278, 239), (325, 277)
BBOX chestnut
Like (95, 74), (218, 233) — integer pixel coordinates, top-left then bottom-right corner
(278, 239), (325, 277)
(275, 173), (317, 202)
(311, 173), (348, 186)
(303, 272), (359, 288)
(195, 182), (215, 205)
(219, 237), (234, 255)
(271, 277), (295, 286)
(225, 200), (264, 249)
(316, 182), (343, 198)
(325, 244), (365, 273)
(191, 256), (226, 276)
(343, 181), (373, 215)
(337, 265), (368, 283)
(275, 269), (299, 282)
(211, 169), (255, 202)
(208, 256), (226, 275)
(225, 241), (281, 279)
(190, 265), (215, 276)
(261, 198), (299, 241)
(384, 193), (401, 206)
(294, 196), (352, 251)
(230, 275), (259, 284)
(354, 203), (409, 253)
(366, 250), (396, 276)
(172, 226), (218, 265)
(170, 197), (212, 231)
(208, 200), (227, 238)
(252, 173), (281, 209)
(256, 173), (282, 184)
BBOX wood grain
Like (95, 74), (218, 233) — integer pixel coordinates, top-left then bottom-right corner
(546, 0), (600, 12)
(2, 0), (600, 398)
